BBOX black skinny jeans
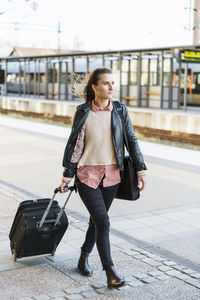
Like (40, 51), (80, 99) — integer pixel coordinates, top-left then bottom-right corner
(76, 176), (119, 270)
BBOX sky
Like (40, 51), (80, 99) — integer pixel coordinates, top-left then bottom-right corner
(0, 0), (195, 56)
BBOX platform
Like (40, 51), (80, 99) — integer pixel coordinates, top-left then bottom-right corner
(0, 96), (200, 136)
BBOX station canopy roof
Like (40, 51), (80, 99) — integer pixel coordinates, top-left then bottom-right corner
(0, 45), (200, 61)
(9, 47), (85, 57)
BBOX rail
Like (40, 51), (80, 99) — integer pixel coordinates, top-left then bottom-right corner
(0, 84), (5, 96)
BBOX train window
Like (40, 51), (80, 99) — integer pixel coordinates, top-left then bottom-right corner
(141, 59), (148, 72)
(130, 59), (137, 84)
(75, 58), (87, 73)
(197, 74), (200, 85)
(130, 59), (137, 71)
(40, 75), (45, 83)
(112, 60), (119, 71)
(141, 73), (148, 86)
(141, 59), (148, 86)
(150, 72), (158, 86)
(151, 60), (158, 85)
(7, 74), (17, 82)
(89, 57), (103, 72)
(104, 60), (111, 68)
(150, 59), (157, 72)
(164, 58), (170, 72)
(122, 60), (129, 72)
(122, 72), (128, 85)
(130, 72), (137, 84)
(180, 73), (190, 89)
(163, 72), (170, 86)
(60, 63), (65, 84)
(172, 73), (179, 87)
(7, 74), (14, 82)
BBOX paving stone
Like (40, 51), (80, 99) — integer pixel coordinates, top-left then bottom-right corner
(138, 249), (151, 255)
(172, 264), (188, 271)
(121, 249), (135, 256)
(81, 290), (99, 298)
(131, 246), (143, 252)
(142, 276), (200, 299)
(125, 276), (136, 282)
(33, 295), (51, 300)
(156, 274), (171, 281)
(128, 277), (143, 283)
(181, 268), (197, 275)
(93, 288), (106, 295)
(146, 254), (164, 261)
(141, 276), (160, 284)
(130, 250), (140, 255)
(162, 260), (177, 266)
(114, 242), (133, 250)
(95, 287), (118, 295)
(148, 270), (163, 277)
(0, 263), (12, 272)
(134, 273), (149, 280)
(64, 288), (81, 295)
(165, 270), (182, 277)
(51, 298), (66, 300)
(128, 279), (144, 287)
(174, 273), (191, 281)
(141, 258), (162, 267)
(47, 291), (67, 298)
(76, 285), (95, 292)
(73, 222), (88, 228)
(91, 282), (106, 289)
(118, 284), (131, 290)
(132, 254), (146, 259)
(66, 295), (84, 300)
(190, 273), (200, 279)
(184, 278), (200, 289)
(158, 265), (173, 272)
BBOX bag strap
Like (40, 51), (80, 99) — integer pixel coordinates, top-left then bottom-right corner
(113, 101), (131, 159)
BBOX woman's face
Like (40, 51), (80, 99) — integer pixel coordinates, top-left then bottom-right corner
(92, 73), (114, 100)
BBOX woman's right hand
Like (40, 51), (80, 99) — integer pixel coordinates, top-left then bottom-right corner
(59, 177), (73, 193)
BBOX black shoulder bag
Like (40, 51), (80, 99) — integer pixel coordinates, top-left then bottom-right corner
(114, 102), (140, 201)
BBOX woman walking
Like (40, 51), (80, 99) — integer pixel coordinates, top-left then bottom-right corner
(60, 67), (147, 288)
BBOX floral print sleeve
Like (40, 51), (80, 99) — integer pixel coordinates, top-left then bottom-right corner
(70, 124), (85, 163)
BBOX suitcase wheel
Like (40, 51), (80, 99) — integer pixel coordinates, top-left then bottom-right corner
(12, 249), (17, 262)
(51, 244), (57, 256)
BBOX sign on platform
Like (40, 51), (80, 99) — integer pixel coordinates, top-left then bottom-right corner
(180, 50), (200, 63)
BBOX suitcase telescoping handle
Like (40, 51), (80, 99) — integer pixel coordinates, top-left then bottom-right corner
(39, 185), (75, 229)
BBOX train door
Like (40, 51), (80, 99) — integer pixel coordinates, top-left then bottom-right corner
(177, 66), (200, 108)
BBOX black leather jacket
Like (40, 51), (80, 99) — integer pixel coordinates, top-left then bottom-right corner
(62, 100), (147, 178)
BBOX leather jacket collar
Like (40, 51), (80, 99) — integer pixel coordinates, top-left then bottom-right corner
(77, 101), (92, 112)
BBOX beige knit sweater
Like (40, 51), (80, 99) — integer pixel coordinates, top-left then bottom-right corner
(77, 110), (117, 168)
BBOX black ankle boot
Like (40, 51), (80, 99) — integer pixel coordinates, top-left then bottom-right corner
(105, 266), (125, 289)
(78, 251), (93, 276)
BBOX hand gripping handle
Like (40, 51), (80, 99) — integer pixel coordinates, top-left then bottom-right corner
(54, 185), (76, 193)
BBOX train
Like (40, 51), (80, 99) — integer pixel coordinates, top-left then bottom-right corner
(0, 57), (200, 106)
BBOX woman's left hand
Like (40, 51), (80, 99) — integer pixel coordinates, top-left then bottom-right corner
(137, 174), (146, 192)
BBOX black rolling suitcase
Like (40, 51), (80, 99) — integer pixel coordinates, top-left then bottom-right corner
(9, 186), (76, 261)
